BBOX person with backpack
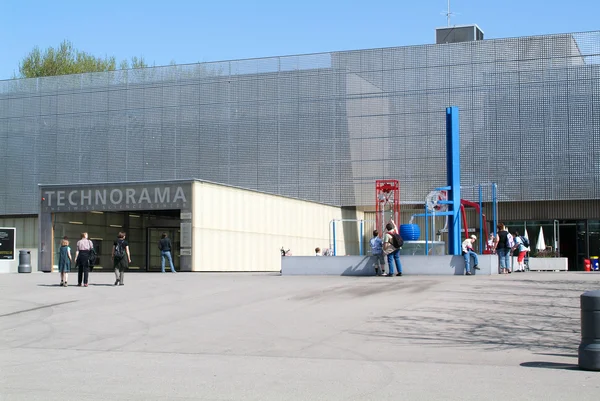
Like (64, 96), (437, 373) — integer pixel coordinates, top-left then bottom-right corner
(494, 223), (511, 274)
(370, 230), (385, 276)
(74, 232), (93, 287)
(158, 232), (176, 273)
(383, 219), (403, 277)
(461, 235), (480, 275)
(112, 231), (131, 286)
(512, 231), (529, 272)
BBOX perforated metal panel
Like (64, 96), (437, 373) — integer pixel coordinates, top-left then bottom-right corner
(1, 31), (599, 215)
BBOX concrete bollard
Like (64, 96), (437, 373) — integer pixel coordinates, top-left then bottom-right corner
(578, 290), (600, 371)
(17, 250), (32, 273)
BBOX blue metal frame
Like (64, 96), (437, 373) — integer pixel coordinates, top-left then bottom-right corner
(446, 107), (462, 256)
(478, 184), (483, 254)
(425, 205), (429, 255)
(359, 220), (364, 256)
(492, 183), (498, 236)
(332, 220), (337, 255)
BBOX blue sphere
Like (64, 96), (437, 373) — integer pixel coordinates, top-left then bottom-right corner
(399, 224), (420, 241)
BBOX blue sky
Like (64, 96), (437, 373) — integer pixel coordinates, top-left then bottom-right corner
(2, 0), (599, 80)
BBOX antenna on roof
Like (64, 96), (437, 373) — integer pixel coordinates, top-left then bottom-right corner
(443, 0), (456, 27)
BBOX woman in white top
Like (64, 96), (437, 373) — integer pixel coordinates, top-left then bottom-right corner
(74, 232), (93, 287)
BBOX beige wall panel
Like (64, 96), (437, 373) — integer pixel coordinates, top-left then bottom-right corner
(192, 182), (357, 271)
(0, 217), (38, 248)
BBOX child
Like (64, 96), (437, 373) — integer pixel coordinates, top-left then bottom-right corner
(58, 238), (72, 287)
(370, 230), (385, 276)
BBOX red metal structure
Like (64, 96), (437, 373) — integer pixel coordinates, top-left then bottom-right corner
(460, 199), (491, 253)
(376, 180), (400, 234)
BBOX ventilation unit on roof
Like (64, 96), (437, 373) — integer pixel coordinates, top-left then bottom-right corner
(436, 25), (484, 44)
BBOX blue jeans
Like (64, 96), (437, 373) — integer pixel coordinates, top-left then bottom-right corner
(497, 248), (510, 270)
(161, 250), (175, 272)
(463, 250), (479, 273)
(387, 249), (402, 275)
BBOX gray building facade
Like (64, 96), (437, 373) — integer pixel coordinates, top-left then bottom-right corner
(2, 30), (600, 269)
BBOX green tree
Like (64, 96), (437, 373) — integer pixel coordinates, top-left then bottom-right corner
(18, 41), (159, 78)
(118, 56), (154, 70)
(18, 40), (117, 78)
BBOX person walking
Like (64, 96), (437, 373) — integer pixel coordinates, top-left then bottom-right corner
(461, 235), (480, 275)
(494, 223), (512, 274)
(383, 219), (403, 277)
(58, 238), (72, 287)
(370, 230), (385, 276)
(74, 232), (93, 287)
(158, 232), (176, 273)
(112, 231), (131, 286)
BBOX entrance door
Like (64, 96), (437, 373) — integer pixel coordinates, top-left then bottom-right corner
(558, 221), (578, 271)
(147, 228), (180, 272)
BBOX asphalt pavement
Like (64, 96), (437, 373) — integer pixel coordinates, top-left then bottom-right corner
(0, 271), (599, 400)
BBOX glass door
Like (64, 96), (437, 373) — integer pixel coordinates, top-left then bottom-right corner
(146, 228), (180, 272)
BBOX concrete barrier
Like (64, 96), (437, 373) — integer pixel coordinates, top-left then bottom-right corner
(578, 290), (600, 371)
(281, 254), (499, 276)
(528, 257), (569, 271)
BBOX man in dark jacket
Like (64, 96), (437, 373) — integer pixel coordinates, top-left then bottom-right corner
(159, 232), (176, 273)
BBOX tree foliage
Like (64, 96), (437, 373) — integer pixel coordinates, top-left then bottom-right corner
(19, 40), (117, 78)
(18, 40), (158, 78)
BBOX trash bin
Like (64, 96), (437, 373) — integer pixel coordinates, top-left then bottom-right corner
(591, 256), (599, 271)
(584, 259), (591, 272)
(578, 290), (600, 371)
(18, 250), (32, 273)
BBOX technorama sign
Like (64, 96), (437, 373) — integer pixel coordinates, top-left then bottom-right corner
(40, 183), (192, 212)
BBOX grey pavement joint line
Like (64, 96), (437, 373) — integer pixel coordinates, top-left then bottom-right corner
(0, 300), (77, 318)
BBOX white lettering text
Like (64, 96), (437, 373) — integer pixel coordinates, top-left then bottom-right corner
(110, 189), (123, 204)
(139, 188), (151, 203)
(68, 191), (77, 206)
(173, 187), (187, 203)
(155, 187), (170, 203)
(95, 190), (107, 205)
(56, 191), (65, 206)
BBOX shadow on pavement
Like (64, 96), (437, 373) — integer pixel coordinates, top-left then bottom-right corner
(520, 361), (580, 371)
(534, 352), (578, 358)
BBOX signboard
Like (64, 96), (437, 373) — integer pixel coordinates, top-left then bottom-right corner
(0, 227), (16, 260)
(180, 222), (192, 248)
(40, 183), (192, 213)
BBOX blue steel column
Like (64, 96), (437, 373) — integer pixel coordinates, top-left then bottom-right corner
(446, 107), (461, 256)
(425, 205), (429, 255)
(479, 184), (483, 254)
(332, 221), (337, 256)
(359, 220), (364, 256)
(492, 183), (498, 236)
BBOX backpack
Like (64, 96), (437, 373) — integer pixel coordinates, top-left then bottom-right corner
(507, 233), (515, 248)
(88, 247), (97, 267)
(114, 240), (125, 259)
(521, 236), (530, 248)
(389, 232), (404, 248)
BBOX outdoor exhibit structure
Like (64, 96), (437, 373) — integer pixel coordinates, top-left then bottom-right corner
(283, 107), (501, 275)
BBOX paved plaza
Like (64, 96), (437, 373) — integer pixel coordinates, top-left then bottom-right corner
(1, 271), (599, 400)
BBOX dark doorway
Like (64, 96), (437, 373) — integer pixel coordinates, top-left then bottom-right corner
(558, 222), (578, 271)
